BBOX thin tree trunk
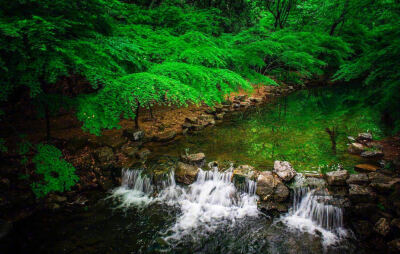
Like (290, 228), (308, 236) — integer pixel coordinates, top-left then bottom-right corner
(325, 127), (337, 154)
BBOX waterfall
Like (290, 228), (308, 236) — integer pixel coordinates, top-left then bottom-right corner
(110, 167), (259, 241)
(161, 168), (259, 242)
(281, 187), (349, 246)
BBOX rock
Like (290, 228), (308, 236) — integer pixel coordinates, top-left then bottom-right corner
(368, 172), (400, 193)
(374, 218), (391, 236)
(258, 201), (288, 214)
(348, 142), (366, 154)
(347, 136), (356, 142)
(175, 162), (199, 185)
(273, 161), (296, 182)
(93, 147), (114, 163)
(352, 220), (373, 240)
(233, 103), (241, 109)
(391, 218), (400, 230)
(370, 179), (400, 194)
(356, 132), (373, 143)
(136, 148), (151, 160)
(180, 153), (206, 167)
(349, 184), (376, 203)
(121, 144), (139, 157)
(233, 165), (256, 183)
(249, 97), (262, 103)
(256, 171), (289, 202)
(240, 101), (251, 107)
(234, 95), (247, 102)
(190, 124), (205, 132)
(304, 177), (327, 187)
(215, 113), (225, 120)
(352, 203), (378, 219)
(355, 164), (379, 173)
(361, 150), (384, 159)
(325, 170), (349, 186)
(0, 219), (12, 239)
(48, 203), (61, 210)
(346, 173), (369, 185)
(388, 239), (400, 252)
(185, 117), (198, 124)
(182, 122), (192, 129)
(153, 131), (177, 142)
(123, 129), (144, 142)
(198, 114), (214, 122)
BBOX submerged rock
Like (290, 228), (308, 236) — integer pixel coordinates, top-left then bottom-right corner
(256, 171), (289, 202)
(273, 161), (296, 182)
(325, 170), (349, 186)
(175, 162), (199, 185)
(180, 153), (206, 167)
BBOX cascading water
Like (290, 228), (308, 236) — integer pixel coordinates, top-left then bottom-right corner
(110, 167), (259, 242)
(110, 169), (156, 208)
(281, 187), (349, 246)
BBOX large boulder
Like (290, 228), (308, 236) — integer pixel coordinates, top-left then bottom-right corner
(348, 143), (366, 154)
(175, 162), (199, 185)
(256, 171), (289, 202)
(273, 161), (296, 182)
(180, 153), (206, 167)
(325, 170), (349, 186)
(349, 184), (376, 203)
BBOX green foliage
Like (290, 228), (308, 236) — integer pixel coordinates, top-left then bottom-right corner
(31, 144), (78, 198)
(1, 0), (399, 136)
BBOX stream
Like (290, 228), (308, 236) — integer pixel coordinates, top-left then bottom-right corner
(1, 85), (383, 253)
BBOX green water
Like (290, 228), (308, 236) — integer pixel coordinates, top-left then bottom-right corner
(153, 84), (383, 173)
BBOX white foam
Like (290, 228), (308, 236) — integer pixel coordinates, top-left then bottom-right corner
(281, 188), (349, 246)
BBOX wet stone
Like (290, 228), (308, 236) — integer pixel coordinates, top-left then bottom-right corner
(346, 173), (369, 185)
(273, 161), (296, 182)
(175, 162), (199, 185)
(354, 164), (379, 173)
(180, 153), (206, 167)
(325, 170), (349, 186)
(349, 184), (376, 203)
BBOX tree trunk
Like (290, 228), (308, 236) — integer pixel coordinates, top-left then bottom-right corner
(325, 127), (337, 154)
